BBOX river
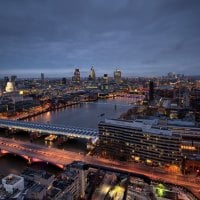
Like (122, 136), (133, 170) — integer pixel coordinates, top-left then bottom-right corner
(0, 97), (133, 176)
(26, 97), (133, 129)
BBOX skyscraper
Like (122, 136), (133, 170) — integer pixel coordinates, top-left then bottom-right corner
(11, 75), (17, 83)
(101, 74), (109, 90)
(103, 74), (108, 84)
(72, 69), (81, 83)
(88, 66), (96, 81)
(114, 69), (122, 84)
(3, 76), (9, 88)
(62, 77), (67, 85)
(149, 80), (154, 101)
(41, 73), (44, 85)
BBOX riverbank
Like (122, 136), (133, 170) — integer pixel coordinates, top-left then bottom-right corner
(0, 93), (144, 121)
(0, 100), (92, 121)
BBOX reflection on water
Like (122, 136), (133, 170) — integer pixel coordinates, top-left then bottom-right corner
(0, 154), (27, 175)
(0, 98), (134, 176)
(28, 98), (133, 129)
(0, 154), (62, 176)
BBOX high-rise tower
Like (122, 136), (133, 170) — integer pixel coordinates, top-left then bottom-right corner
(88, 66), (96, 81)
(72, 69), (81, 83)
(41, 73), (44, 85)
(114, 69), (122, 84)
(149, 80), (154, 101)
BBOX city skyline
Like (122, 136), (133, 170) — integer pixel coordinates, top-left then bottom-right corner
(0, 0), (200, 77)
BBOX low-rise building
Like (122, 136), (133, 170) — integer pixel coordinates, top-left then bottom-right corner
(26, 183), (46, 200)
(2, 174), (24, 194)
(22, 168), (54, 186)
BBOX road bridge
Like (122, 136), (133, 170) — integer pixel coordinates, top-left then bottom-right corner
(0, 137), (199, 198)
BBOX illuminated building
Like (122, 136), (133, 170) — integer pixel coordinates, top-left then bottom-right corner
(114, 69), (122, 84)
(53, 162), (88, 199)
(98, 119), (182, 166)
(5, 81), (15, 92)
(101, 74), (109, 90)
(88, 66), (96, 81)
(154, 183), (178, 200)
(72, 68), (81, 83)
(103, 74), (108, 84)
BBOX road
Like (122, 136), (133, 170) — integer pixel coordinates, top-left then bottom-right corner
(0, 137), (199, 198)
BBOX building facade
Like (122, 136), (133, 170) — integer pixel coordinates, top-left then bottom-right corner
(114, 69), (122, 84)
(98, 119), (182, 167)
(89, 66), (96, 81)
(72, 68), (81, 83)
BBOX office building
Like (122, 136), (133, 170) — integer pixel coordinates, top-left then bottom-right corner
(88, 66), (96, 81)
(41, 73), (44, 85)
(62, 77), (67, 85)
(11, 75), (17, 83)
(101, 74), (109, 90)
(26, 183), (46, 200)
(149, 80), (154, 101)
(98, 119), (182, 167)
(103, 74), (108, 84)
(72, 68), (81, 83)
(3, 76), (9, 86)
(114, 69), (122, 84)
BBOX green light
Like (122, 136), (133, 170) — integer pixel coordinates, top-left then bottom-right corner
(156, 183), (165, 197)
(157, 187), (164, 197)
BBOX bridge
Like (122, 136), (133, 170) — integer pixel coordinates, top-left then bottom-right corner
(0, 119), (98, 139)
(0, 137), (199, 198)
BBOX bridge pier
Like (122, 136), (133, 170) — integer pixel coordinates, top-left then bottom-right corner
(57, 135), (68, 145)
(30, 131), (42, 141)
(3, 128), (15, 137)
(0, 149), (9, 157)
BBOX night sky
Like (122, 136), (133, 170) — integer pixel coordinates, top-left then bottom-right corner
(0, 0), (200, 77)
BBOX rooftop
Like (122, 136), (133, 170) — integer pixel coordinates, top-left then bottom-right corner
(22, 168), (53, 179)
(103, 119), (173, 136)
(29, 183), (45, 193)
(2, 174), (23, 185)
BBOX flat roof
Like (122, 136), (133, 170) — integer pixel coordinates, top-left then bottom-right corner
(30, 183), (45, 193)
(2, 174), (23, 185)
(167, 120), (195, 127)
(103, 119), (173, 136)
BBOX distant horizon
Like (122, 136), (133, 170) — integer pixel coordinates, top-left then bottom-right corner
(0, 69), (200, 79)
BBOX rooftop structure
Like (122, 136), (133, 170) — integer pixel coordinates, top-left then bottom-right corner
(104, 119), (172, 136)
(2, 174), (24, 194)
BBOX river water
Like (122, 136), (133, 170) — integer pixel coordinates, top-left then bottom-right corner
(27, 97), (133, 129)
(0, 97), (133, 176)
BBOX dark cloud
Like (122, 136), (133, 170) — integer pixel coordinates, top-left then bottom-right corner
(0, 0), (200, 77)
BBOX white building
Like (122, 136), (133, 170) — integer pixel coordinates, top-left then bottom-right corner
(5, 81), (15, 93)
(2, 174), (24, 194)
